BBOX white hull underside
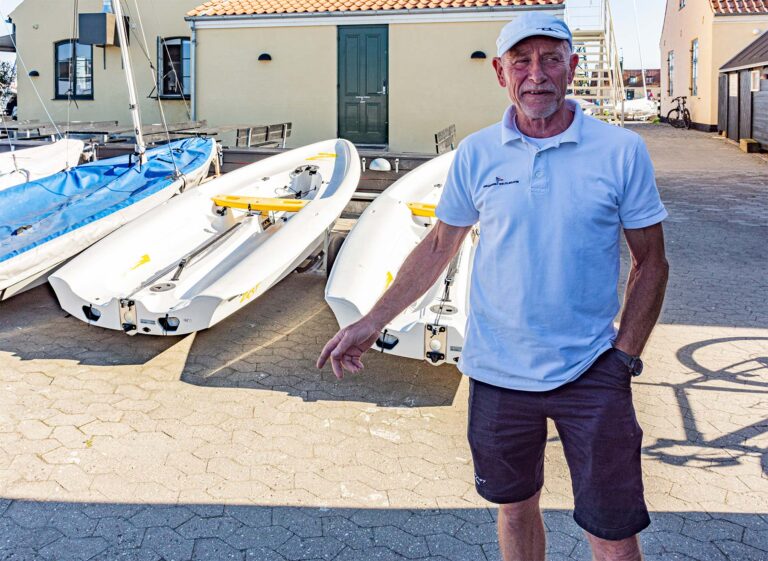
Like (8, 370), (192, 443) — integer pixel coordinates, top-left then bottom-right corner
(325, 151), (476, 367)
(51, 139), (360, 336)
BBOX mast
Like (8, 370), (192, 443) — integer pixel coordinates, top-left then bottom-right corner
(111, 0), (146, 161)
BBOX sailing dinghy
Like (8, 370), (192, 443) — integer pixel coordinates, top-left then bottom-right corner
(325, 151), (477, 366)
(0, 137), (216, 300)
(51, 139), (359, 336)
(0, 139), (85, 190)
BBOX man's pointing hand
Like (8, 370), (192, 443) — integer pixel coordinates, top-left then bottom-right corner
(317, 319), (381, 379)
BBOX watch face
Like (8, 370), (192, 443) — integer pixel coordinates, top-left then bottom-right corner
(630, 358), (643, 376)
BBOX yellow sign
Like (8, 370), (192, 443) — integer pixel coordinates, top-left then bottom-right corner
(130, 254), (150, 270)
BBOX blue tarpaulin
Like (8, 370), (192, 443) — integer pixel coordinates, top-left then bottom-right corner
(0, 137), (214, 264)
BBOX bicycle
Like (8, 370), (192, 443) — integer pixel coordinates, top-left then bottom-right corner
(666, 96), (692, 129)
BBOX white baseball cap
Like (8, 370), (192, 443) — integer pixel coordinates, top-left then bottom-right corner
(496, 12), (573, 57)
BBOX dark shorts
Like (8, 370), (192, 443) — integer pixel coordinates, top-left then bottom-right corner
(467, 348), (650, 541)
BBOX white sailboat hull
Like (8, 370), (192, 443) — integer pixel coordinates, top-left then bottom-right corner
(0, 139), (216, 300)
(325, 151), (476, 366)
(51, 139), (360, 336)
(0, 139), (85, 190)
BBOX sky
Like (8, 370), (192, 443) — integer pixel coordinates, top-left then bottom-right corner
(610, 0), (667, 69)
(0, 0), (667, 68)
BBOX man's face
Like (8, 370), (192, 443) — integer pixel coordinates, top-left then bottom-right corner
(492, 36), (579, 120)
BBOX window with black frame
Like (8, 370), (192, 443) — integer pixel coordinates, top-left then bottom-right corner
(54, 39), (93, 100)
(158, 37), (190, 99)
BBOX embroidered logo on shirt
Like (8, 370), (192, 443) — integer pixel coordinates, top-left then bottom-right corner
(482, 177), (520, 189)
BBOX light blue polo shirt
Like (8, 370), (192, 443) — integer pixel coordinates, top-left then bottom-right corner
(435, 100), (667, 391)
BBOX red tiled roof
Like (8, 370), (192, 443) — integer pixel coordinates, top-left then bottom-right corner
(188, 0), (565, 17)
(710, 1), (768, 14)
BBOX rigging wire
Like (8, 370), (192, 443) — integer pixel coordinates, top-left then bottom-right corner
(0, 4), (63, 141)
(64, 0), (80, 168)
(631, 0), (648, 99)
(123, 0), (180, 177)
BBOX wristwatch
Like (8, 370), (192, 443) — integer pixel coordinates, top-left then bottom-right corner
(612, 347), (644, 377)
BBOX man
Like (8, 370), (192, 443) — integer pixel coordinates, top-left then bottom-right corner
(318, 13), (668, 561)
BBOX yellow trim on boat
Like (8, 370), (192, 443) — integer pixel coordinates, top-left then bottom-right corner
(384, 271), (394, 290)
(240, 282), (261, 304)
(407, 202), (437, 217)
(130, 254), (150, 271)
(306, 152), (337, 161)
(212, 195), (309, 213)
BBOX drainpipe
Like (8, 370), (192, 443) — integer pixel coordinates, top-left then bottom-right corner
(190, 22), (197, 121)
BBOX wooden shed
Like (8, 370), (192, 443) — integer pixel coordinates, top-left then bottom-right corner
(718, 31), (768, 149)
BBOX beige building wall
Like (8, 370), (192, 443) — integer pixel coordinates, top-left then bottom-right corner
(194, 26), (337, 149)
(660, 0), (715, 125)
(660, 0), (768, 127)
(11, 0), (198, 127)
(388, 21), (509, 153)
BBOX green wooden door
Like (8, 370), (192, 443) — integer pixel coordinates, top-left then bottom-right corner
(338, 26), (388, 145)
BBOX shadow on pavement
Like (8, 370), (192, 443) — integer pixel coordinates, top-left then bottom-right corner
(181, 273), (463, 408)
(1, 499), (766, 561)
(643, 336), (768, 474)
(0, 284), (179, 367)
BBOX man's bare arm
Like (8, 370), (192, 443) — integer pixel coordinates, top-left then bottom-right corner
(317, 221), (472, 378)
(614, 222), (669, 356)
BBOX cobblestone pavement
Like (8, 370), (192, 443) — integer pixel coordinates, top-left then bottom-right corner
(1, 125), (767, 560)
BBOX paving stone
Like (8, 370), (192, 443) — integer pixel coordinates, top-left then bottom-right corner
(333, 546), (407, 561)
(681, 518), (744, 542)
(192, 537), (245, 561)
(401, 514), (463, 537)
(276, 535), (345, 561)
(142, 527), (194, 561)
(90, 547), (162, 561)
(244, 548), (287, 561)
(224, 506), (273, 528)
(273, 509), (324, 538)
(4, 502), (52, 529)
(715, 538), (768, 560)
(93, 517), (144, 549)
(225, 525), (294, 550)
(176, 515), (240, 540)
(0, 549), (46, 561)
(426, 533), (485, 561)
(454, 522), (497, 546)
(350, 510), (413, 530)
(373, 526), (430, 558)
(48, 506), (98, 538)
(321, 516), (375, 550)
(481, 541), (502, 561)
(129, 506), (194, 529)
(653, 532), (729, 561)
(37, 537), (109, 561)
(742, 528), (768, 552)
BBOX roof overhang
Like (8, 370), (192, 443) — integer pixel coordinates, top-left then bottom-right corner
(186, 6), (564, 29)
(720, 61), (768, 72)
(0, 33), (15, 53)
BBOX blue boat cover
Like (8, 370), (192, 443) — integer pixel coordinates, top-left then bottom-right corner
(0, 137), (214, 264)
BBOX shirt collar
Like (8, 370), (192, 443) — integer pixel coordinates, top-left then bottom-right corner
(501, 99), (583, 147)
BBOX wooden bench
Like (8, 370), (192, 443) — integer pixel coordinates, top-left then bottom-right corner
(235, 123), (292, 149)
(434, 124), (456, 155)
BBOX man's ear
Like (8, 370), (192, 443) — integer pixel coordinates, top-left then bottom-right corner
(568, 52), (579, 83)
(492, 57), (506, 87)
